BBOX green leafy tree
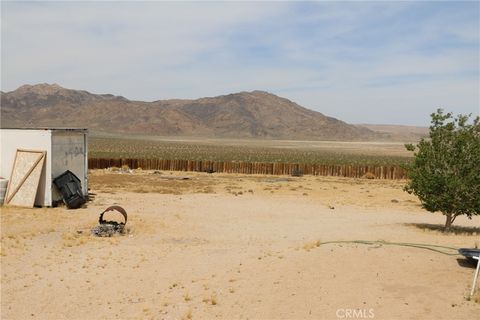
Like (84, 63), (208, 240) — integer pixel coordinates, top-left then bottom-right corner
(404, 109), (480, 229)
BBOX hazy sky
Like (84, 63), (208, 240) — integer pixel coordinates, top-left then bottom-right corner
(1, 1), (479, 126)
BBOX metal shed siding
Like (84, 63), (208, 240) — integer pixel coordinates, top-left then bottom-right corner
(51, 131), (88, 200)
(0, 128), (87, 206)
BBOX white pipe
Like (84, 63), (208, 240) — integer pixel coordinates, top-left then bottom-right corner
(471, 255), (480, 298)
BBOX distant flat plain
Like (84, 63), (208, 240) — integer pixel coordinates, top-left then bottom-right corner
(89, 133), (416, 166)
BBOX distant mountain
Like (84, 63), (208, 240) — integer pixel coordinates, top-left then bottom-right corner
(1, 83), (383, 141)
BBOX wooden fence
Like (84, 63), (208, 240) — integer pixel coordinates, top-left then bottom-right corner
(88, 158), (407, 179)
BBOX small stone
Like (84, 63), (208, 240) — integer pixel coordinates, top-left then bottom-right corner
(91, 223), (125, 237)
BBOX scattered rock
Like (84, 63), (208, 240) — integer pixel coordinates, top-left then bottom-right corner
(91, 223), (125, 237)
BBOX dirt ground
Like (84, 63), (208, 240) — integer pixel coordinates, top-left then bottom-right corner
(1, 169), (479, 320)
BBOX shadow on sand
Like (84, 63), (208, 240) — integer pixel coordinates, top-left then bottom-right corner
(456, 258), (477, 269)
(404, 223), (480, 235)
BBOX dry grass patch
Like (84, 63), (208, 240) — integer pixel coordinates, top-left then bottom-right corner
(202, 293), (218, 305)
(303, 240), (321, 251)
(181, 309), (193, 320)
(90, 172), (216, 195)
(61, 232), (89, 247)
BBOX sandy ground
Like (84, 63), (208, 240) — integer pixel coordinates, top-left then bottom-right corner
(1, 170), (479, 320)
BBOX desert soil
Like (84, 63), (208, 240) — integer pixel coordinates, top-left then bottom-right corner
(1, 169), (479, 320)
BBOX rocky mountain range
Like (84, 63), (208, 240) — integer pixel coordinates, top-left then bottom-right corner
(1, 83), (389, 141)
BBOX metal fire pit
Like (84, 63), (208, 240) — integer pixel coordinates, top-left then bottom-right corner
(91, 205), (128, 237)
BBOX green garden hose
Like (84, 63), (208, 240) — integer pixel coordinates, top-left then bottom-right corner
(318, 240), (460, 256)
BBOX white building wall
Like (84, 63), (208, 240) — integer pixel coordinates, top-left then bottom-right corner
(0, 128), (88, 206)
(0, 129), (52, 206)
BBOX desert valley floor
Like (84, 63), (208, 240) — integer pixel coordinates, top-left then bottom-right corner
(1, 170), (479, 319)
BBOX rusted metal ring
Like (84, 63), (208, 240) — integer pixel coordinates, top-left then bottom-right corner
(99, 205), (127, 225)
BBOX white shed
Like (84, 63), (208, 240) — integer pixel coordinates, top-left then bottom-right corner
(0, 128), (88, 207)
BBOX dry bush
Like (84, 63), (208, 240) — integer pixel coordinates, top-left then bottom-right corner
(362, 172), (376, 179)
(303, 240), (321, 251)
(181, 309), (192, 320)
(202, 293), (217, 305)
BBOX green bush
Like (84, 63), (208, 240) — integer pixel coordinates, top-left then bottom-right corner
(404, 109), (480, 229)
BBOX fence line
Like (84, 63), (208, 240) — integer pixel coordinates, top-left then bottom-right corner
(88, 158), (407, 179)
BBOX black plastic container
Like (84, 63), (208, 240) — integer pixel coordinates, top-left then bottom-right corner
(53, 170), (86, 209)
(458, 248), (480, 264)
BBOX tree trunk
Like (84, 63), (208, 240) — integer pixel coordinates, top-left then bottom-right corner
(445, 213), (453, 230)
